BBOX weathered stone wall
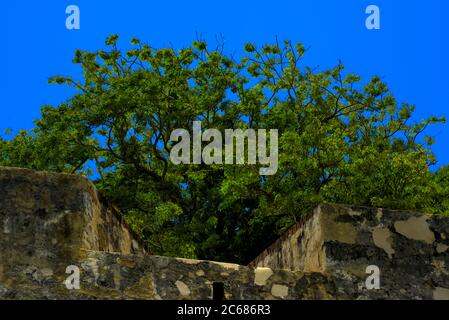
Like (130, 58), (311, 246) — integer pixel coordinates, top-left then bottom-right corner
(2, 249), (437, 300)
(1, 167), (449, 300)
(2, 248), (448, 300)
(0, 167), (146, 260)
(0, 250), (348, 300)
(249, 204), (449, 299)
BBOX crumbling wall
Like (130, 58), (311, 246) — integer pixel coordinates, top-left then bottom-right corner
(0, 251), (341, 300)
(0, 167), (146, 260)
(1, 167), (449, 300)
(1, 250), (438, 300)
(250, 204), (449, 299)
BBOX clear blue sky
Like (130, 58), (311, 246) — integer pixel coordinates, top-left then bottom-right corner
(1, 0), (448, 167)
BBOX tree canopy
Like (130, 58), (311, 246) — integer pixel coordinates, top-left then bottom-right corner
(1, 35), (447, 264)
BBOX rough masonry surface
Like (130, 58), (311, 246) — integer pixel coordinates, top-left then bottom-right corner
(1, 167), (449, 300)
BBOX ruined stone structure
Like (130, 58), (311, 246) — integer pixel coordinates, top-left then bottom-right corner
(1, 166), (449, 300)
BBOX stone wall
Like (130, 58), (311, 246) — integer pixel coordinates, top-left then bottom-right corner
(1, 167), (449, 300)
(0, 250), (360, 300)
(2, 249), (447, 300)
(0, 167), (146, 260)
(249, 204), (449, 299)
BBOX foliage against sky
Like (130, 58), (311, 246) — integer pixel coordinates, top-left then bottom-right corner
(1, 35), (448, 263)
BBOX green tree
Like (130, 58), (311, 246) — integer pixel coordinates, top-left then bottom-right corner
(1, 35), (446, 263)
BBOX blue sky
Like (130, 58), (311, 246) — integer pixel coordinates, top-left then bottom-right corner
(1, 0), (448, 167)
